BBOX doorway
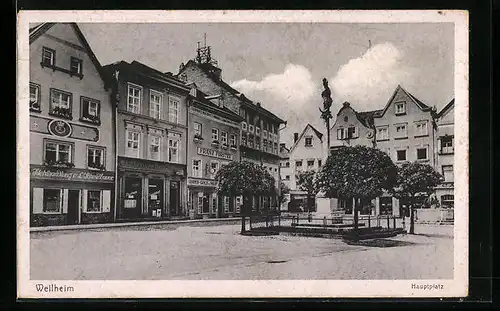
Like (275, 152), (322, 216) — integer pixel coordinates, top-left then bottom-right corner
(169, 181), (180, 216)
(67, 189), (80, 225)
(124, 177), (142, 219)
(148, 178), (164, 217)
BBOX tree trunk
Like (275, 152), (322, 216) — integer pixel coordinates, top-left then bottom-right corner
(353, 198), (359, 232)
(409, 204), (415, 234)
(241, 195), (246, 233)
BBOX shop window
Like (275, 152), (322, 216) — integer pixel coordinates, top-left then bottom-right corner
(442, 165), (454, 182)
(80, 97), (100, 124)
(43, 189), (61, 213)
(126, 130), (141, 158)
(87, 146), (105, 170)
(70, 57), (83, 75)
(223, 196), (230, 213)
(149, 90), (163, 119)
(29, 83), (41, 112)
(149, 135), (161, 161)
(127, 83), (142, 114)
(168, 97), (180, 123)
(192, 159), (202, 178)
(87, 190), (102, 212)
(50, 89), (72, 119)
(379, 197), (393, 215)
(417, 147), (428, 160)
(148, 179), (164, 214)
(44, 140), (73, 166)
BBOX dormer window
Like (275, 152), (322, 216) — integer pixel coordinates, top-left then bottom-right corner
(42, 47), (55, 66)
(305, 137), (313, 147)
(395, 101), (406, 115)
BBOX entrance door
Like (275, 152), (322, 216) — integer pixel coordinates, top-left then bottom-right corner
(124, 177), (142, 219)
(67, 190), (80, 225)
(148, 179), (164, 218)
(169, 181), (180, 216)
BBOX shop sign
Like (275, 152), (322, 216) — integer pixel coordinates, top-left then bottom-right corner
(30, 166), (114, 182)
(118, 157), (185, 175)
(187, 177), (218, 187)
(197, 147), (233, 161)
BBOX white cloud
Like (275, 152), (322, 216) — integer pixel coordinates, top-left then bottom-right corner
(330, 42), (414, 111)
(230, 64), (316, 106)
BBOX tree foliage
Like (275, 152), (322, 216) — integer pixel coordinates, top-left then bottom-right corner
(277, 181), (290, 205)
(316, 145), (398, 200)
(296, 170), (318, 196)
(215, 161), (275, 197)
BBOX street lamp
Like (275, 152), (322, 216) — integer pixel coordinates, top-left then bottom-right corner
(319, 78), (333, 152)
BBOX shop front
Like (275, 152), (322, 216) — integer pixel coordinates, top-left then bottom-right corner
(187, 177), (239, 219)
(30, 164), (115, 227)
(117, 157), (186, 221)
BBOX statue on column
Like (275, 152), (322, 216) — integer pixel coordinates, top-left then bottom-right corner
(319, 78), (333, 120)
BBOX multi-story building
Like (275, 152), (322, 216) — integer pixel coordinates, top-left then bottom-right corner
(186, 84), (244, 218)
(282, 124), (326, 212)
(29, 23), (115, 226)
(103, 61), (190, 221)
(435, 99), (455, 208)
(177, 43), (285, 212)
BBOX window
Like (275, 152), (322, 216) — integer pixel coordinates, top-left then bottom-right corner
(127, 84), (142, 114)
(376, 126), (389, 141)
(168, 137), (179, 163)
(295, 160), (303, 168)
(441, 195), (454, 208)
(395, 101), (406, 115)
(194, 122), (202, 136)
(70, 57), (82, 75)
(396, 149), (407, 162)
(248, 135), (254, 148)
(87, 190), (102, 212)
(395, 124), (408, 139)
(87, 146), (105, 170)
(80, 97), (100, 123)
(318, 160), (322, 167)
(44, 140), (72, 164)
(255, 139), (260, 150)
(192, 160), (202, 177)
(347, 126), (357, 139)
(221, 132), (228, 145)
(285, 175), (290, 180)
(230, 134), (236, 146)
(126, 130), (141, 158)
(263, 139), (268, 152)
(149, 90), (162, 119)
(241, 122), (247, 131)
(441, 136), (454, 154)
(29, 83), (41, 111)
(305, 137), (313, 147)
(256, 127), (261, 136)
(43, 189), (61, 213)
(307, 160), (315, 168)
(337, 128), (345, 140)
(442, 165), (454, 182)
(249, 124), (254, 133)
(50, 89), (72, 118)
(149, 135), (161, 161)
(241, 134), (247, 146)
(285, 161), (290, 168)
(42, 47), (55, 66)
(210, 161), (219, 176)
(168, 97), (179, 123)
(211, 128), (219, 141)
(415, 121), (428, 136)
(417, 147), (428, 160)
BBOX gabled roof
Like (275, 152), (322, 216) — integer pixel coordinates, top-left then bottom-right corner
(179, 60), (285, 124)
(437, 98), (455, 118)
(288, 124), (324, 154)
(334, 102), (381, 129)
(190, 87), (244, 123)
(30, 23), (109, 87)
(374, 85), (432, 118)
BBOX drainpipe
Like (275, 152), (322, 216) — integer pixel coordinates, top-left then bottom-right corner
(112, 73), (119, 223)
(185, 97), (190, 217)
(277, 121), (288, 213)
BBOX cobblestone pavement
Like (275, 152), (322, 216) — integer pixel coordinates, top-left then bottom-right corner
(30, 224), (453, 280)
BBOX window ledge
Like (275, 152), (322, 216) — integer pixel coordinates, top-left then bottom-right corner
(415, 134), (429, 138)
(84, 211), (104, 214)
(42, 211), (62, 215)
(79, 117), (101, 126)
(376, 138), (389, 142)
(394, 136), (408, 140)
(40, 62), (84, 79)
(439, 152), (454, 155)
(88, 166), (106, 171)
(395, 112), (406, 116)
(48, 112), (73, 120)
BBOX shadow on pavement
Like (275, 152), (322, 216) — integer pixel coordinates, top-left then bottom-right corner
(345, 238), (417, 248)
(413, 233), (453, 239)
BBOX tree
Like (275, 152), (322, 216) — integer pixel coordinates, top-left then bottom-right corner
(215, 161), (275, 233)
(392, 162), (444, 234)
(277, 181), (290, 209)
(296, 170), (318, 212)
(316, 146), (398, 231)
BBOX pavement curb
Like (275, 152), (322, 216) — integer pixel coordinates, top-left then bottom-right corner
(30, 217), (242, 233)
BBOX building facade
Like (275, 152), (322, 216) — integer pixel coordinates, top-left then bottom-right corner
(29, 23), (115, 226)
(186, 85), (244, 218)
(103, 61), (190, 221)
(435, 99), (455, 208)
(178, 45), (285, 213)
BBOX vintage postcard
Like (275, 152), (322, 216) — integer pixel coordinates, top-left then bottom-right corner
(17, 10), (469, 298)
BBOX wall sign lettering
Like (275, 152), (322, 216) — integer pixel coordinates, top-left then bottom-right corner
(197, 147), (233, 161)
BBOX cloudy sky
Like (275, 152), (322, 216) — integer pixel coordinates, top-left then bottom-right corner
(78, 23), (455, 147)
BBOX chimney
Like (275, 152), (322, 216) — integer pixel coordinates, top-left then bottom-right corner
(294, 133), (299, 143)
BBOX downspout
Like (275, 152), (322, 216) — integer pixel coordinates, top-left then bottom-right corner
(185, 96), (190, 217)
(277, 121), (288, 212)
(112, 74), (119, 223)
